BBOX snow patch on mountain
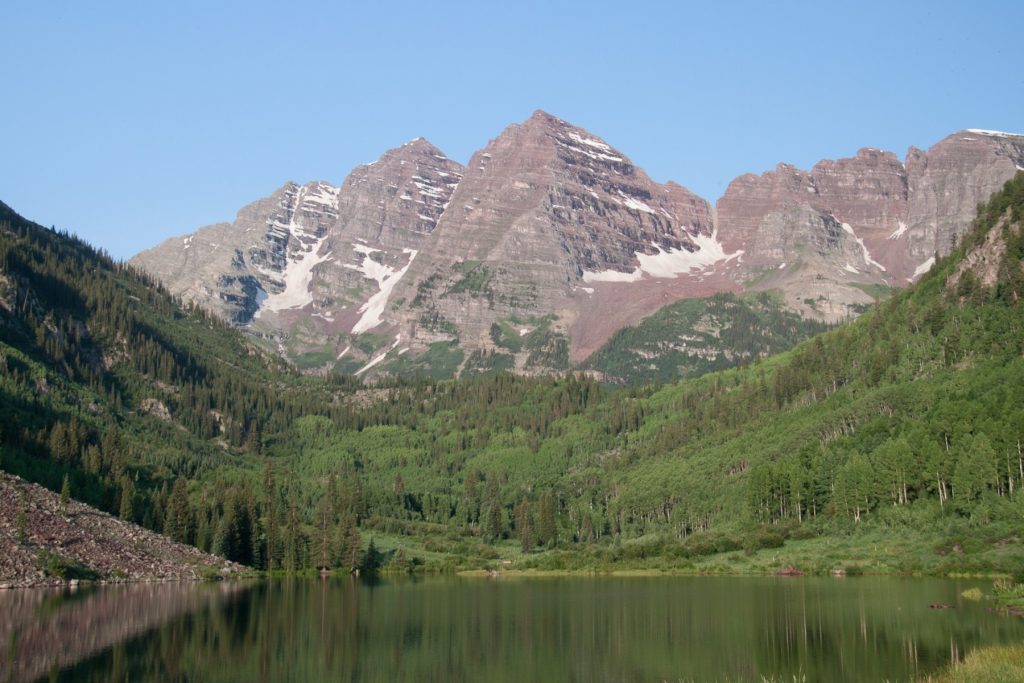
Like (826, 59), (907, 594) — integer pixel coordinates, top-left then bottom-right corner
(582, 231), (741, 283)
(346, 245), (418, 334)
(910, 256), (936, 281)
(303, 183), (340, 211)
(254, 235), (332, 316)
(888, 220), (908, 240)
(842, 223), (886, 271)
(619, 191), (656, 215)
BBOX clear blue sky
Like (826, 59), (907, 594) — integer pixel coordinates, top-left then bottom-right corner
(2, 1), (1021, 259)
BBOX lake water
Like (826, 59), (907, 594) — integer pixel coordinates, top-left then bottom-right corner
(3, 576), (1023, 682)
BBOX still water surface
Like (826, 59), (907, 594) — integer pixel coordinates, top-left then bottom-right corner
(3, 576), (1023, 682)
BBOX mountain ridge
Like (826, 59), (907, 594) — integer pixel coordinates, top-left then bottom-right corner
(130, 114), (1024, 380)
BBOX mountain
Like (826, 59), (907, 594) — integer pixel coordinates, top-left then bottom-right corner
(3, 170), (1024, 578)
(132, 117), (1024, 380)
(718, 129), (1024, 319)
(0, 198), (357, 553)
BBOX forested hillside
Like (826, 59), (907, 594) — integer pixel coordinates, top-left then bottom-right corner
(0, 200), (349, 542)
(582, 291), (830, 386)
(2, 173), (1024, 576)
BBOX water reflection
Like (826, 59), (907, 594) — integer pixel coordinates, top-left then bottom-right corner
(7, 576), (1024, 682)
(0, 581), (244, 683)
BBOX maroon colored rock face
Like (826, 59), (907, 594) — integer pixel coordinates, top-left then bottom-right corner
(132, 116), (1024, 376)
(715, 130), (1024, 319)
(392, 110), (722, 364)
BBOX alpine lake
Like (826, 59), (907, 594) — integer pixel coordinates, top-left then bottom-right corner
(3, 575), (1023, 683)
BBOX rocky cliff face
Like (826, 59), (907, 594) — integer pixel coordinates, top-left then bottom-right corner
(132, 139), (464, 370)
(390, 111), (725, 370)
(131, 116), (1024, 378)
(717, 130), (1024, 321)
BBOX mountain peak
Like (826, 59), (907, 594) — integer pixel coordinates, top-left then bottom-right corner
(381, 136), (448, 160)
(963, 128), (1024, 138)
(526, 108), (560, 124)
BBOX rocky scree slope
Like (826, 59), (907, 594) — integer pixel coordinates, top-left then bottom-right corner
(0, 472), (241, 588)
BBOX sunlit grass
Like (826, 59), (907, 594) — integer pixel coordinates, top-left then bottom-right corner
(915, 642), (1024, 682)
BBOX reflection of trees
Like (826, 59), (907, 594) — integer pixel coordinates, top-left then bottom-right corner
(13, 577), (1024, 682)
(0, 582), (244, 683)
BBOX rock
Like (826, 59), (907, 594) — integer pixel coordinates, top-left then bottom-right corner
(128, 117), (1024, 376)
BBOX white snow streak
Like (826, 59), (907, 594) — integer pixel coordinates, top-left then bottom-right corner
(568, 132), (613, 151)
(844, 263), (860, 274)
(909, 256), (936, 281)
(346, 245), (418, 334)
(842, 223), (886, 271)
(336, 345), (351, 361)
(619, 192), (656, 214)
(355, 335), (402, 376)
(582, 231), (741, 283)
(255, 235), (332, 316)
(888, 220), (908, 240)
(304, 183), (340, 209)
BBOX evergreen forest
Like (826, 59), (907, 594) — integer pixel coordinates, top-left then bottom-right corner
(2, 172), (1024, 577)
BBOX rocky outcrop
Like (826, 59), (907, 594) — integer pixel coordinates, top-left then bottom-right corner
(0, 472), (240, 589)
(130, 115), (1024, 377)
(717, 130), (1024, 320)
(392, 110), (724, 368)
(132, 140), (464, 370)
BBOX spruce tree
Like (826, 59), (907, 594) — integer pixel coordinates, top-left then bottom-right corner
(59, 474), (71, 512)
(118, 477), (134, 521)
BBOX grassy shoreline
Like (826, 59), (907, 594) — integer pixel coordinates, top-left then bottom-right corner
(916, 642), (1024, 682)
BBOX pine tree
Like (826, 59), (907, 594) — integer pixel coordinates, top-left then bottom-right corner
(538, 492), (556, 548)
(341, 514), (361, 573)
(359, 537), (382, 577)
(284, 491), (302, 572)
(17, 493), (27, 544)
(315, 498), (333, 570)
(118, 476), (134, 521)
(515, 496), (534, 552)
(263, 459), (277, 570)
(168, 477), (193, 544)
(483, 478), (503, 542)
(59, 474), (71, 512)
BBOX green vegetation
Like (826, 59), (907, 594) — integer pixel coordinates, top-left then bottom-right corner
(38, 550), (101, 581)
(919, 643), (1024, 683)
(489, 320), (524, 353)
(462, 349), (516, 376)
(2, 173), (1024, 578)
(993, 576), (1024, 612)
(584, 291), (829, 385)
(417, 309), (459, 337)
(381, 340), (464, 379)
(447, 261), (494, 297)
